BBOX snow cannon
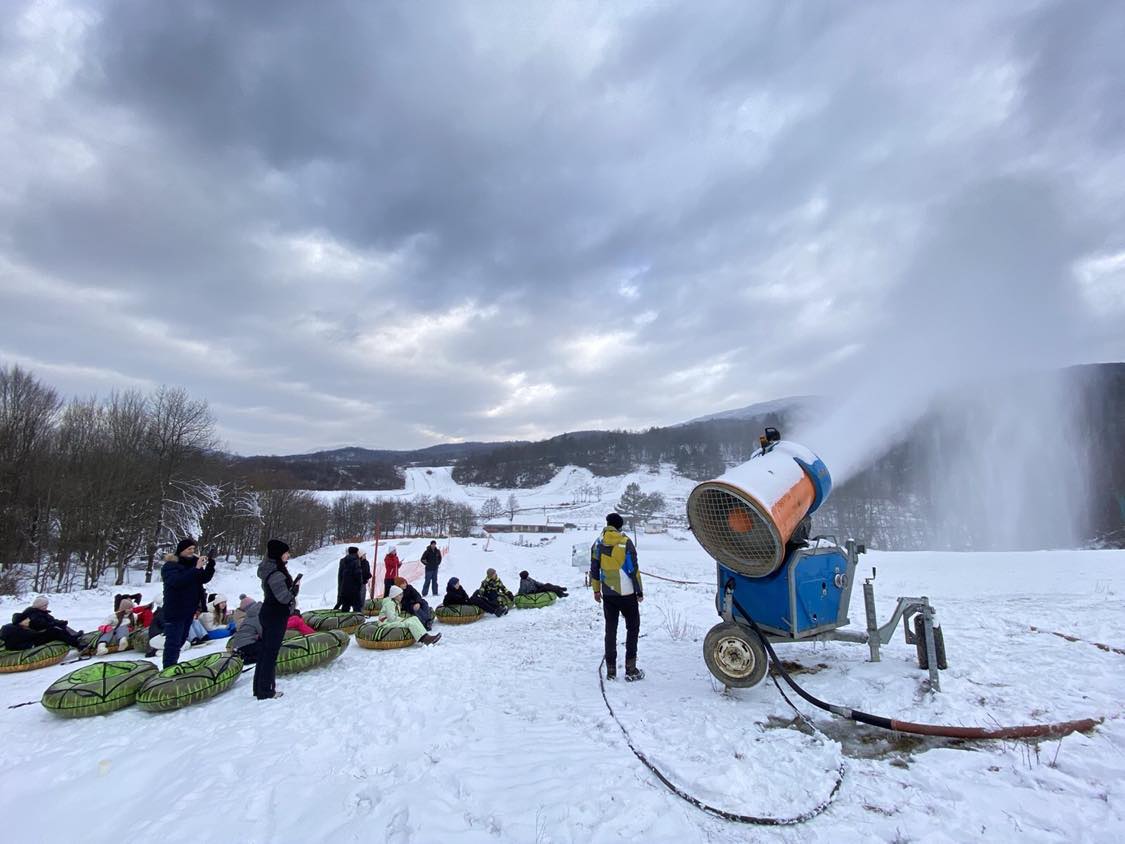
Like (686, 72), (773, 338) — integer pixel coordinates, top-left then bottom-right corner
(691, 428), (948, 691)
(686, 428), (831, 577)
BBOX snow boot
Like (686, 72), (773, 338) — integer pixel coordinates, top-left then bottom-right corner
(95, 642), (108, 656)
(605, 664), (617, 681)
(420, 632), (442, 646)
(118, 636), (131, 651)
(625, 663), (645, 682)
(144, 647), (157, 658)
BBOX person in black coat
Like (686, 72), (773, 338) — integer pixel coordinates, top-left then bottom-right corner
(397, 578), (434, 630)
(255, 539), (299, 700)
(420, 540), (442, 597)
(517, 571), (569, 598)
(160, 537), (215, 669)
(442, 577), (507, 617)
(1, 596), (84, 650)
(334, 547), (370, 612)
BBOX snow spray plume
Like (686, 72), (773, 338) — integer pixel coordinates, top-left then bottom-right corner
(793, 177), (1094, 549)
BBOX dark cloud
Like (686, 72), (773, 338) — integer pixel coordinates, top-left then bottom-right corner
(1, 0), (1122, 454)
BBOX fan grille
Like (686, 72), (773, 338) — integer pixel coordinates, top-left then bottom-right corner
(687, 484), (784, 577)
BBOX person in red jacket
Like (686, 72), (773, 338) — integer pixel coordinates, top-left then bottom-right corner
(383, 549), (401, 598)
(286, 608), (316, 636)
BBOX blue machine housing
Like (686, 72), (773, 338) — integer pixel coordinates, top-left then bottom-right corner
(716, 544), (855, 639)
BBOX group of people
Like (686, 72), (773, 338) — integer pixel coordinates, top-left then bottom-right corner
(4, 510), (645, 697)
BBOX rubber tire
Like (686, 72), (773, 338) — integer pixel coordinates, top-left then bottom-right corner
(703, 622), (768, 688)
(913, 616), (948, 670)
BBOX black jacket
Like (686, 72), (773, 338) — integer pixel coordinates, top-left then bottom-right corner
(337, 553), (371, 596)
(161, 554), (215, 621)
(401, 583), (427, 612)
(443, 585), (472, 607)
(15, 607), (68, 631)
(149, 607), (165, 638)
(421, 545), (442, 569)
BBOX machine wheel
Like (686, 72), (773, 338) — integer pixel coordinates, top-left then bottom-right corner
(704, 622), (769, 688)
(913, 616), (948, 670)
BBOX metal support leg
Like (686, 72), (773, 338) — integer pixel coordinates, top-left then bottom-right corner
(863, 579), (881, 663)
(921, 597), (940, 692)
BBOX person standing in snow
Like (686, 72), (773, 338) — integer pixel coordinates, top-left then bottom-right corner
(421, 540), (442, 597)
(383, 548), (401, 598)
(335, 547), (371, 612)
(161, 538), (215, 669)
(591, 513), (644, 681)
(255, 538), (300, 700)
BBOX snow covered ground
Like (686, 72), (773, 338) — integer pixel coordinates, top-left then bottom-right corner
(2, 530), (1122, 843)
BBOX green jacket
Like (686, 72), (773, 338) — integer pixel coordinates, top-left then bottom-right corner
(590, 527), (642, 598)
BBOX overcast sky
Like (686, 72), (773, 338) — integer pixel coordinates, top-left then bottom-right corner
(2, 1), (1123, 455)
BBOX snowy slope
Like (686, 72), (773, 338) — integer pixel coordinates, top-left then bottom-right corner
(1, 537), (1123, 843)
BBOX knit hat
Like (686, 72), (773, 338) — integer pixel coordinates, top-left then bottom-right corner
(31, 595), (48, 610)
(389, 586), (403, 600)
(347, 546), (359, 555)
(175, 537), (197, 556)
(211, 593), (227, 607)
(267, 539), (290, 560)
(519, 571), (529, 579)
(447, 577), (459, 590)
(606, 513), (624, 530)
(239, 595), (254, 609)
(118, 597), (135, 612)
(486, 568), (497, 577)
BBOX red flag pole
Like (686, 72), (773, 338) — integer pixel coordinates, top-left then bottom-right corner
(370, 518), (382, 601)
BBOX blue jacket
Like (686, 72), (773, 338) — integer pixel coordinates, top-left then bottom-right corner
(161, 554), (215, 621)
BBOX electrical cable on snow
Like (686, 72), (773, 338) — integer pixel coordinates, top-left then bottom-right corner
(597, 657), (846, 826)
(1027, 626), (1125, 657)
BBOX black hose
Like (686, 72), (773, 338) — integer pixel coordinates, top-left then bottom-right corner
(731, 598), (1103, 740)
(597, 657), (845, 826)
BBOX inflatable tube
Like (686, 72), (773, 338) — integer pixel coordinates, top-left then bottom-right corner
(135, 653), (243, 712)
(276, 630), (350, 676)
(363, 598), (382, 616)
(355, 622), (414, 650)
(435, 604), (484, 625)
(514, 592), (558, 609)
(499, 595), (514, 609)
(129, 627), (150, 653)
(302, 610), (365, 635)
(0, 641), (70, 674)
(41, 659), (158, 718)
(223, 630), (301, 657)
(79, 631), (131, 654)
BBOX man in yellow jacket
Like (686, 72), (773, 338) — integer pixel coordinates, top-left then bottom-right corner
(591, 512), (644, 681)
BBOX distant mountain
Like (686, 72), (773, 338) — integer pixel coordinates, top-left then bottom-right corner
(681, 395), (824, 425)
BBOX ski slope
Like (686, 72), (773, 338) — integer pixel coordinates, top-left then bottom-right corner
(1, 537), (1123, 843)
(314, 464), (698, 528)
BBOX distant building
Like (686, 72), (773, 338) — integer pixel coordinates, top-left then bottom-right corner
(484, 522), (565, 534)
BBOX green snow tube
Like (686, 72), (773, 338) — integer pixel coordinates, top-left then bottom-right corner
(130, 627), (150, 653)
(0, 641), (70, 674)
(498, 594), (514, 609)
(41, 659), (158, 718)
(514, 592), (558, 609)
(355, 621), (414, 650)
(363, 598), (382, 616)
(276, 630), (350, 675)
(302, 610), (365, 634)
(226, 627), (302, 652)
(435, 604), (484, 625)
(135, 653), (243, 713)
(79, 631), (132, 654)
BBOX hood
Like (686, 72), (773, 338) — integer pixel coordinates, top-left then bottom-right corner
(600, 526), (629, 547)
(243, 601), (261, 621)
(257, 559), (278, 580)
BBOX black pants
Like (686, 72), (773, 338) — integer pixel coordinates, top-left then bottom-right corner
(339, 591), (364, 613)
(254, 603), (288, 699)
(541, 583), (568, 597)
(162, 617), (192, 669)
(235, 641), (261, 665)
(383, 578), (395, 598)
(602, 594), (640, 669)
